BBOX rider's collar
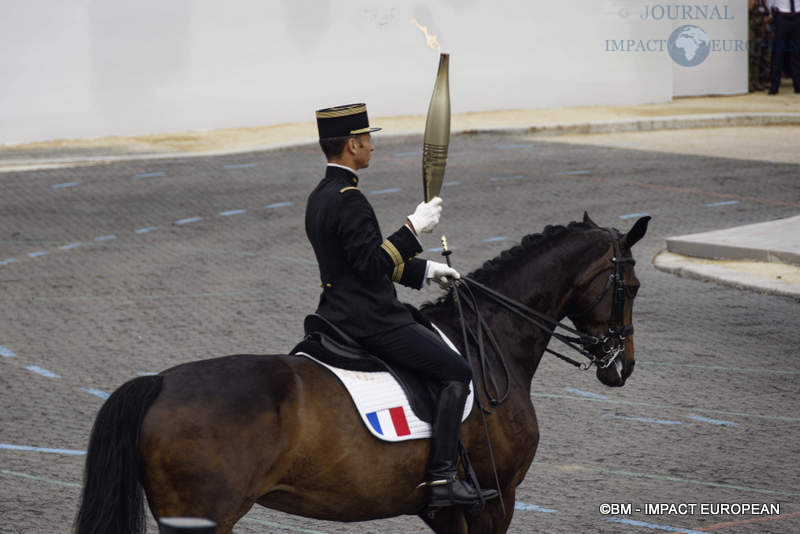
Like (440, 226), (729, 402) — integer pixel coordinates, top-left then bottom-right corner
(326, 163), (359, 185)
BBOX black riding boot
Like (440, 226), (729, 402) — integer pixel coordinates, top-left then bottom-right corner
(425, 381), (498, 508)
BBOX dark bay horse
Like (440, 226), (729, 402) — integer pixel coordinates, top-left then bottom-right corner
(74, 213), (649, 534)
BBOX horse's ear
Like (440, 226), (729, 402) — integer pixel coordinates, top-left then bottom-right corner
(583, 211), (599, 228)
(624, 216), (651, 248)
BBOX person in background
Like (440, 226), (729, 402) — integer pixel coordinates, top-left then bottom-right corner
(766, 0), (800, 94)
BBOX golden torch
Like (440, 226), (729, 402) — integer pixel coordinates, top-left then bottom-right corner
(422, 53), (450, 202)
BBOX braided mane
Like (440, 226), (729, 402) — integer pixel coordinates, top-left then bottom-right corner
(421, 220), (592, 310)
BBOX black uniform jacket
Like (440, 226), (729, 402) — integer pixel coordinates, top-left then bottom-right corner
(306, 165), (428, 338)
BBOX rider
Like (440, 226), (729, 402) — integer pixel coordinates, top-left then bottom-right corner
(306, 103), (498, 509)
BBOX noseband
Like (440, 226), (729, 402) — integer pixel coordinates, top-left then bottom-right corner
(458, 227), (636, 372)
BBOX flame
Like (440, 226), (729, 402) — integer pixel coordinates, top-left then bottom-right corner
(409, 18), (441, 53)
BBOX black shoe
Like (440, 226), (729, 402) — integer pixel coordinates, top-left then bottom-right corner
(427, 476), (498, 508)
(424, 381), (498, 508)
(768, 89), (779, 95)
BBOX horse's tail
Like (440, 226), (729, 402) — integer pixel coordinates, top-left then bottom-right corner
(74, 374), (164, 534)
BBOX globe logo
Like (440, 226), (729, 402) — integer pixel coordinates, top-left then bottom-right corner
(619, 8), (630, 19)
(667, 25), (711, 67)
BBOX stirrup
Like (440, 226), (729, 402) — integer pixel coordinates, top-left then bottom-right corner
(416, 475), (457, 489)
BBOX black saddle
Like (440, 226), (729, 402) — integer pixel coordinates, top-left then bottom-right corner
(290, 310), (441, 423)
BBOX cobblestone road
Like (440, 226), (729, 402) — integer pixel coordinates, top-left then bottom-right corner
(1, 132), (798, 533)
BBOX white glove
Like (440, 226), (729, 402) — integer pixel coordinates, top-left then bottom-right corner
(426, 261), (460, 289)
(407, 197), (443, 234)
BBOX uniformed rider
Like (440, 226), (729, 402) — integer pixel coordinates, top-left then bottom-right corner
(306, 103), (498, 509)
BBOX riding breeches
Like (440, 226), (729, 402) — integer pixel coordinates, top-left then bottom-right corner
(358, 323), (472, 385)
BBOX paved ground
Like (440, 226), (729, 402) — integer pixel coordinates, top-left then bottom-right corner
(1, 128), (799, 533)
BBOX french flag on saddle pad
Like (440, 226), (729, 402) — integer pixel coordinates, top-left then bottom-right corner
(366, 406), (411, 438)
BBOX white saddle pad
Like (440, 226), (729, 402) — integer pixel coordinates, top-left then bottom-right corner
(297, 324), (474, 442)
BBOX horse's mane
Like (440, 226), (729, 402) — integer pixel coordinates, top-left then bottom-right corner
(421, 220), (592, 310)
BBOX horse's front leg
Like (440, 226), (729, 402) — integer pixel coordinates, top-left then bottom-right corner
(466, 487), (516, 534)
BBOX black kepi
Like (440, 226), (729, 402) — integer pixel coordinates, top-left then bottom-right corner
(316, 103), (381, 139)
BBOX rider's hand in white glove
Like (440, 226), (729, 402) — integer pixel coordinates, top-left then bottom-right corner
(426, 261), (460, 289)
(407, 197), (443, 234)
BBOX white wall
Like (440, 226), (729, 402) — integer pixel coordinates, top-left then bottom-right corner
(672, 2), (749, 96)
(0, 1), (747, 145)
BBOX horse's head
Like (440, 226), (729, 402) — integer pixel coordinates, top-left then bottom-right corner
(566, 213), (650, 387)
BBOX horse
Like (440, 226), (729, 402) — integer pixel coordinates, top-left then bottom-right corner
(74, 213), (649, 534)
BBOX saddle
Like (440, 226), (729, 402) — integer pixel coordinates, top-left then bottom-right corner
(290, 308), (442, 423)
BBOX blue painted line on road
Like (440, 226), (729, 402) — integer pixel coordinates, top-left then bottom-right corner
(497, 143), (533, 150)
(371, 188), (402, 195)
(224, 163), (257, 169)
(557, 170), (590, 175)
(604, 517), (705, 534)
(79, 387), (110, 400)
(705, 200), (740, 207)
(442, 180), (460, 187)
(219, 209), (247, 217)
(0, 258), (17, 266)
(619, 212), (649, 220)
(602, 413), (691, 426)
(514, 502), (557, 513)
(175, 217), (203, 225)
(135, 226), (159, 234)
(564, 387), (608, 400)
(687, 414), (738, 427)
(51, 181), (79, 189)
(25, 366), (61, 379)
(58, 243), (81, 251)
(266, 201), (293, 208)
(0, 444), (86, 456)
(427, 247), (444, 252)
(490, 175), (525, 182)
(482, 236), (509, 243)
(28, 251), (48, 258)
(0, 346), (16, 358)
(137, 371), (158, 376)
(0, 469), (82, 488)
(133, 171), (164, 179)
(393, 151), (422, 157)
(94, 235), (116, 241)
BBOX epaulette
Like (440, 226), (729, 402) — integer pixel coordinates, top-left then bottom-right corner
(339, 186), (359, 194)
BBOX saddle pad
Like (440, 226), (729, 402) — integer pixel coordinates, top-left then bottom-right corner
(297, 324), (474, 442)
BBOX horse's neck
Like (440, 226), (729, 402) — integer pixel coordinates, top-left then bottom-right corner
(477, 260), (577, 385)
(425, 235), (593, 391)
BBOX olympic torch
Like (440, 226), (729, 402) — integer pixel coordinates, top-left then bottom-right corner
(422, 53), (450, 203)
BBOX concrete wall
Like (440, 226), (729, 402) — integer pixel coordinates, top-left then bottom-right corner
(0, 1), (747, 145)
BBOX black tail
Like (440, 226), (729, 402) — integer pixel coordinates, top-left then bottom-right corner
(74, 375), (163, 534)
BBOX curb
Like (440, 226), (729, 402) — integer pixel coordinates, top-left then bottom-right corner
(3, 112), (800, 173)
(460, 112), (800, 137)
(653, 250), (800, 299)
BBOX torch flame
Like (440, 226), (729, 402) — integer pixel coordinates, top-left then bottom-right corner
(409, 18), (441, 53)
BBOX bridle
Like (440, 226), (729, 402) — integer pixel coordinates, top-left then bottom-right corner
(565, 227), (636, 369)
